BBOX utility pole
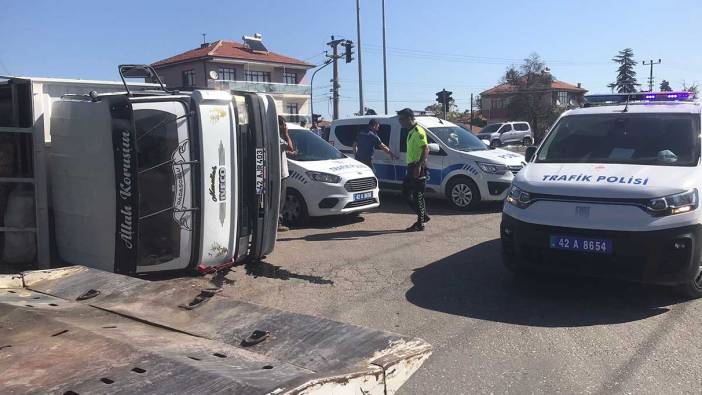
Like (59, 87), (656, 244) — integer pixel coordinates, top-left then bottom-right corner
(356, 0), (364, 115)
(326, 36), (346, 120)
(643, 59), (662, 92)
(470, 93), (473, 130)
(381, 0), (388, 114)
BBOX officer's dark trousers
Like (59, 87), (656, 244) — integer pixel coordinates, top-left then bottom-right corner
(402, 163), (427, 224)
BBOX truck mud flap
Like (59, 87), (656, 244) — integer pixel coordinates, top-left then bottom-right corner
(0, 267), (431, 394)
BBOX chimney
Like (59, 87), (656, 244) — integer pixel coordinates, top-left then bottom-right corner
(577, 82), (581, 88)
(200, 42), (209, 49)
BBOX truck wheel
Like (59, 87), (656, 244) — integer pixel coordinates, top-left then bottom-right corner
(282, 189), (308, 227)
(522, 136), (533, 146)
(446, 176), (480, 211)
(678, 264), (702, 299)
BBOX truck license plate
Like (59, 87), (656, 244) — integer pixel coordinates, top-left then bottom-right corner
(255, 148), (265, 194)
(549, 235), (612, 254)
(353, 191), (373, 201)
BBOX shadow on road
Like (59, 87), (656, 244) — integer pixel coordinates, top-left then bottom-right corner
(301, 214), (366, 229)
(278, 229), (406, 242)
(245, 261), (334, 285)
(375, 193), (503, 216)
(406, 239), (686, 327)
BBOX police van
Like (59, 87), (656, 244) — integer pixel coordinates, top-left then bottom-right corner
(329, 115), (525, 210)
(281, 123), (379, 226)
(502, 91), (702, 297)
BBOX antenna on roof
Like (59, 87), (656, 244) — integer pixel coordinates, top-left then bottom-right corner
(202, 33), (207, 45)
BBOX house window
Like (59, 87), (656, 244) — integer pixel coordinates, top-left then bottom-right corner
(245, 70), (271, 82)
(557, 91), (569, 106)
(283, 72), (298, 84)
(286, 103), (299, 121)
(182, 70), (195, 87)
(218, 67), (236, 81)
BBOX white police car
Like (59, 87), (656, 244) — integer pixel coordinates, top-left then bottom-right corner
(330, 116), (526, 210)
(502, 91), (702, 297)
(282, 124), (379, 226)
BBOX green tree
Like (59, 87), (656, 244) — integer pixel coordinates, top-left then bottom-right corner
(501, 53), (560, 140)
(659, 80), (672, 92)
(610, 48), (640, 93)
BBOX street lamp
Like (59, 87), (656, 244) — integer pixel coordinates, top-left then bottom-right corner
(309, 59), (333, 125)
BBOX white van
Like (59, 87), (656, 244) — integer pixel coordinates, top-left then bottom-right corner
(502, 91), (702, 297)
(329, 116), (525, 210)
(282, 124), (379, 225)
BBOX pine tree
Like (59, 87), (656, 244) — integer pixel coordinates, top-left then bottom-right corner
(610, 48), (640, 93)
(659, 80), (672, 92)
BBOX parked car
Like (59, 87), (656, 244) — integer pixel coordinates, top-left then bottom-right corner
(329, 116), (525, 210)
(282, 124), (380, 226)
(476, 121), (533, 148)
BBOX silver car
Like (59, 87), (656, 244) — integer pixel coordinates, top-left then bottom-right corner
(477, 122), (533, 147)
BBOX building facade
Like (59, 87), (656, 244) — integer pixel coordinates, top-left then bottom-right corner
(151, 36), (314, 122)
(480, 80), (587, 124)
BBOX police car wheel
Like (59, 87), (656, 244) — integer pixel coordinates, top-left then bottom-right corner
(282, 189), (308, 227)
(447, 177), (480, 210)
(678, 264), (702, 299)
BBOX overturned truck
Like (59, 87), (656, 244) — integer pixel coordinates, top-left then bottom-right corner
(0, 66), (431, 394)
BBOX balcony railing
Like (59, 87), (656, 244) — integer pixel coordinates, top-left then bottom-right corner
(209, 80), (310, 96)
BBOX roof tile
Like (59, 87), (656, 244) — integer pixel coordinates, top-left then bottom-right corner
(152, 40), (314, 68)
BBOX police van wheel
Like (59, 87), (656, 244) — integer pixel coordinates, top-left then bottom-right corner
(678, 264), (702, 299)
(282, 189), (308, 227)
(447, 177), (480, 211)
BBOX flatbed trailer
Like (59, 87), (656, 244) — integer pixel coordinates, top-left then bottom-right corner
(0, 266), (431, 394)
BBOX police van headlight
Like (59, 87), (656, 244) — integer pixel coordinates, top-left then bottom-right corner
(506, 185), (532, 208)
(477, 162), (508, 175)
(646, 189), (698, 216)
(306, 171), (341, 184)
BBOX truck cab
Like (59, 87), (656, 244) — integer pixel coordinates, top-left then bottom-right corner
(1, 65), (280, 274)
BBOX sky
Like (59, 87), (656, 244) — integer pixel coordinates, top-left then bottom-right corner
(2, 0), (702, 120)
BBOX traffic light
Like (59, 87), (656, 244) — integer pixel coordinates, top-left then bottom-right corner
(435, 89), (453, 107)
(344, 40), (354, 63)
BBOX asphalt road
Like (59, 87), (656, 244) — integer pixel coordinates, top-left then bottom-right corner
(202, 193), (702, 394)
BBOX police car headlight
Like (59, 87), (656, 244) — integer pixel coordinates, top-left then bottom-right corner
(477, 162), (508, 175)
(646, 189), (698, 216)
(506, 185), (532, 208)
(306, 171), (341, 184)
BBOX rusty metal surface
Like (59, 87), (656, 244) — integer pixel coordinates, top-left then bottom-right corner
(1, 266), (431, 394)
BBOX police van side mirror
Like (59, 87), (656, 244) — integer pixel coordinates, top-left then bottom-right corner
(427, 143), (440, 153)
(525, 146), (537, 162)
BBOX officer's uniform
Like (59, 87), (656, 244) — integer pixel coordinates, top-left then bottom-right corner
(403, 124), (429, 228)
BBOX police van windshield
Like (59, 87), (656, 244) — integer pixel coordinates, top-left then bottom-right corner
(288, 129), (346, 161)
(430, 126), (488, 152)
(536, 113), (700, 166)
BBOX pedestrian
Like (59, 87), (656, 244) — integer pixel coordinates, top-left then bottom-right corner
(352, 119), (398, 170)
(397, 108), (430, 231)
(278, 116), (295, 232)
(310, 122), (321, 137)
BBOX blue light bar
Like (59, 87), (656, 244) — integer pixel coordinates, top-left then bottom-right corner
(585, 91), (694, 106)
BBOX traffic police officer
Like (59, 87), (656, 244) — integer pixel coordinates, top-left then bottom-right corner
(398, 108), (430, 231)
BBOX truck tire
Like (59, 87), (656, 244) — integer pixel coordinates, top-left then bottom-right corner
(446, 176), (480, 211)
(282, 189), (309, 227)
